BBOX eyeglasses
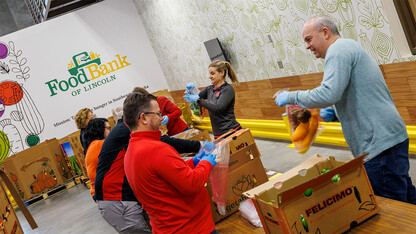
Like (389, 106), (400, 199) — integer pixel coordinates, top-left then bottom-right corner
(143, 111), (162, 117)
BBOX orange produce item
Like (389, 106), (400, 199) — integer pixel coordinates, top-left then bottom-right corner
(295, 111), (319, 154)
(291, 121), (310, 142)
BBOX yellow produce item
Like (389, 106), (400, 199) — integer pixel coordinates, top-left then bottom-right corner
(295, 111), (319, 154)
(291, 122), (310, 142)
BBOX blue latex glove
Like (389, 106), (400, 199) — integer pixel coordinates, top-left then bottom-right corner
(320, 107), (336, 122)
(183, 94), (199, 102)
(186, 82), (195, 94)
(274, 91), (289, 107)
(192, 151), (205, 166)
(200, 153), (217, 167)
(201, 141), (216, 152)
(161, 116), (169, 125)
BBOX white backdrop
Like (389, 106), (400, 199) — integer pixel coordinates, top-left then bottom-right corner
(0, 0), (168, 157)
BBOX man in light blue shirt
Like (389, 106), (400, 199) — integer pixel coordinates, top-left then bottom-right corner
(275, 15), (415, 204)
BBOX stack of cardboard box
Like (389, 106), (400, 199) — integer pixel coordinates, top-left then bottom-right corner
(2, 138), (72, 201)
(0, 178), (24, 233)
(0, 170), (38, 232)
(208, 129), (269, 223)
(65, 131), (88, 178)
(244, 154), (379, 233)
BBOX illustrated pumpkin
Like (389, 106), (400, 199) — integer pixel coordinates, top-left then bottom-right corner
(56, 155), (62, 162)
(42, 171), (57, 189)
(11, 174), (18, 181)
(37, 171), (47, 182)
(30, 179), (46, 194)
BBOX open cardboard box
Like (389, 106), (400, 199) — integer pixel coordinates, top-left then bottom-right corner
(207, 157), (268, 223)
(244, 154), (379, 233)
(207, 128), (268, 223)
(66, 131), (88, 177)
(0, 170), (38, 232)
(215, 128), (258, 155)
(2, 138), (72, 201)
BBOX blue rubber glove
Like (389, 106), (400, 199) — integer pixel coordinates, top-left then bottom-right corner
(192, 151), (205, 166)
(320, 107), (336, 122)
(274, 91), (289, 107)
(200, 153), (217, 167)
(186, 82), (195, 94)
(183, 94), (199, 103)
(201, 141), (216, 152)
(161, 116), (169, 125)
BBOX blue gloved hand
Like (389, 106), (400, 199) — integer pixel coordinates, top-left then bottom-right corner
(186, 82), (195, 94)
(183, 94), (199, 102)
(192, 151), (205, 166)
(201, 141), (216, 152)
(161, 116), (169, 125)
(200, 153), (217, 167)
(274, 91), (289, 107)
(320, 107), (336, 122)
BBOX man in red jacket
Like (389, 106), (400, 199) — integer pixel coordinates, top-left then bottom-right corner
(123, 92), (218, 234)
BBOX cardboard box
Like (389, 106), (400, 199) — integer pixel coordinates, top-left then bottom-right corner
(2, 139), (72, 201)
(205, 128), (265, 223)
(208, 157), (268, 223)
(0, 170), (38, 231)
(228, 143), (260, 172)
(59, 136), (83, 177)
(66, 131), (88, 177)
(0, 179), (24, 234)
(216, 128), (257, 154)
(244, 154), (379, 233)
(107, 116), (116, 129)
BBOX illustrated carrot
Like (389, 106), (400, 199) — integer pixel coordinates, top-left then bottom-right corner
(296, 111), (319, 154)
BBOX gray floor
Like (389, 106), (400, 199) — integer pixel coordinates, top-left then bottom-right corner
(16, 137), (416, 233)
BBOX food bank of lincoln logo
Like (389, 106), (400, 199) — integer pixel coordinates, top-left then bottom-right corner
(45, 51), (130, 97)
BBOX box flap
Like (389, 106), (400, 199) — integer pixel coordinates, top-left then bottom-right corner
(243, 154), (327, 198)
(278, 153), (368, 205)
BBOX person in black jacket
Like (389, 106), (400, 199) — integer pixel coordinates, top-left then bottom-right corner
(94, 115), (214, 233)
(184, 60), (241, 138)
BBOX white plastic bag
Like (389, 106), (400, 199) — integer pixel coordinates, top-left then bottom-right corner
(239, 199), (262, 227)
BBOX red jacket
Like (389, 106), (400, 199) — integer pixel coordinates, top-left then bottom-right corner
(124, 131), (215, 234)
(157, 96), (188, 136)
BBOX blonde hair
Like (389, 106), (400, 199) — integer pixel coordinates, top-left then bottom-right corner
(74, 108), (93, 129)
(209, 60), (239, 83)
(132, 87), (150, 95)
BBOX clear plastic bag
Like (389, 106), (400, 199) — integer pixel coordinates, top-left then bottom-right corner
(207, 138), (230, 215)
(273, 88), (289, 100)
(171, 129), (200, 139)
(286, 105), (323, 154)
(185, 87), (206, 123)
(239, 199), (262, 227)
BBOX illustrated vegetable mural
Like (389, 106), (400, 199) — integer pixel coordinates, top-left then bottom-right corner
(0, 119), (23, 156)
(0, 41), (44, 160)
(136, 0), (416, 91)
(0, 130), (10, 163)
(16, 86), (45, 138)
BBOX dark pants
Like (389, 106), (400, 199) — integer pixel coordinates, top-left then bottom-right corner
(364, 139), (416, 205)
